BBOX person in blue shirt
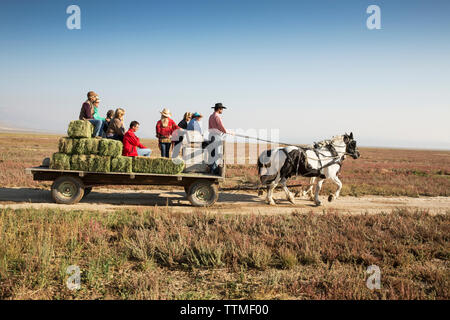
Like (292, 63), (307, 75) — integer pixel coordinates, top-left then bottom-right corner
(187, 112), (203, 135)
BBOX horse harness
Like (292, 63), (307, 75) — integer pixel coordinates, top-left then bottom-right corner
(281, 145), (344, 177)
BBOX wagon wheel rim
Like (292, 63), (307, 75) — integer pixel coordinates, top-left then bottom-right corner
(194, 185), (213, 203)
(58, 181), (77, 198)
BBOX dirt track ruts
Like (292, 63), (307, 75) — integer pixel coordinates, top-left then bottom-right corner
(0, 187), (448, 215)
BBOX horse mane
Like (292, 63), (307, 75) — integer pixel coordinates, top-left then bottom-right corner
(312, 135), (344, 149)
(330, 135), (345, 144)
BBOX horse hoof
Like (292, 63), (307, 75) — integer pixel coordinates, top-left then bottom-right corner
(315, 201), (321, 207)
(328, 195), (334, 202)
(269, 200), (276, 206)
(258, 190), (264, 196)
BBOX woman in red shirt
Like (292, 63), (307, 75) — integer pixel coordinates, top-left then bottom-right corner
(156, 108), (179, 158)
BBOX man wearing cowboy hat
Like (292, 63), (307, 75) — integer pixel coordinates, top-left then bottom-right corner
(208, 103), (229, 135)
(207, 102), (233, 175)
(156, 108), (179, 158)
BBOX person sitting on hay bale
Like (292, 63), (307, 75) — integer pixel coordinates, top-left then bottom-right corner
(78, 91), (103, 138)
(106, 108), (126, 141)
(123, 121), (151, 157)
(92, 97), (109, 137)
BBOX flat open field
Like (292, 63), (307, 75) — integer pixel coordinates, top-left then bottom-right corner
(0, 132), (449, 299)
(0, 208), (448, 299)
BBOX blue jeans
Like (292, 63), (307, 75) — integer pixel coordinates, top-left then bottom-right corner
(101, 120), (108, 137)
(89, 119), (103, 137)
(160, 142), (171, 158)
(137, 148), (151, 157)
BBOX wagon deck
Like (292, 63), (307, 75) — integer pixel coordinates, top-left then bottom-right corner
(26, 167), (224, 185)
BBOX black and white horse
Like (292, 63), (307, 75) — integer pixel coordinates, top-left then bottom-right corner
(257, 133), (360, 206)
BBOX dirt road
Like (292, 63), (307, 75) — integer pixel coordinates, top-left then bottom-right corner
(0, 187), (448, 215)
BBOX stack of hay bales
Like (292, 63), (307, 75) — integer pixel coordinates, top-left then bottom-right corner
(50, 120), (125, 173)
(49, 120), (185, 174)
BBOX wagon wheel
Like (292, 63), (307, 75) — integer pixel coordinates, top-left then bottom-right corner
(187, 181), (219, 207)
(51, 176), (85, 205)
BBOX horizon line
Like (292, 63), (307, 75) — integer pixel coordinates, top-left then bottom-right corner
(1, 128), (449, 152)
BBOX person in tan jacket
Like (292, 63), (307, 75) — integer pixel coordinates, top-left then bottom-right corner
(106, 108), (126, 141)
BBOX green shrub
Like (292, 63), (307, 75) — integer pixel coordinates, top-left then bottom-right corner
(99, 139), (123, 157)
(67, 120), (94, 138)
(111, 156), (133, 173)
(133, 157), (185, 174)
(72, 138), (100, 155)
(50, 153), (71, 170)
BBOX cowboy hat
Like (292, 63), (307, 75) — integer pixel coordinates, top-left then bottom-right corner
(160, 108), (172, 117)
(212, 102), (227, 109)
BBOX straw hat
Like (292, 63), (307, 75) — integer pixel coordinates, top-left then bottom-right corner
(160, 108), (172, 118)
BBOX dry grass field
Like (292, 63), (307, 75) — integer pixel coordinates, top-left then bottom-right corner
(0, 208), (448, 299)
(0, 132), (449, 300)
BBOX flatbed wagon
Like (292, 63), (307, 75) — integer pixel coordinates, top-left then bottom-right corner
(25, 166), (225, 207)
(25, 131), (227, 207)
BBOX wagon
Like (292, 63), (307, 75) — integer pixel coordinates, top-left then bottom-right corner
(25, 134), (226, 207)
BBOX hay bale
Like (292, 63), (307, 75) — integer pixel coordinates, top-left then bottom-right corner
(50, 153), (71, 170)
(99, 139), (123, 157)
(70, 155), (91, 171)
(71, 155), (111, 172)
(58, 137), (75, 154)
(67, 120), (94, 138)
(133, 157), (185, 174)
(89, 155), (111, 173)
(111, 156), (133, 173)
(72, 138), (99, 155)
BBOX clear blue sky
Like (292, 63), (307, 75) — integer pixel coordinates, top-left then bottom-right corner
(0, 0), (449, 149)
